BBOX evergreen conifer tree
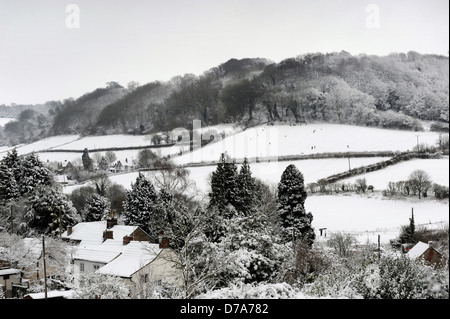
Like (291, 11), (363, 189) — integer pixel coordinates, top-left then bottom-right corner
(25, 185), (80, 235)
(0, 163), (20, 202)
(235, 158), (256, 216)
(0, 149), (21, 202)
(82, 148), (93, 171)
(208, 153), (238, 218)
(18, 152), (53, 196)
(83, 194), (111, 222)
(122, 173), (158, 236)
(277, 164), (315, 246)
(1, 150), (53, 201)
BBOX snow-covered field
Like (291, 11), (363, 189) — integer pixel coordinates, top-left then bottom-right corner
(36, 147), (187, 167)
(0, 123), (243, 165)
(308, 194), (449, 244)
(0, 135), (80, 156)
(342, 158), (449, 189)
(53, 134), (152, 150)
(173, 123), (443, 165)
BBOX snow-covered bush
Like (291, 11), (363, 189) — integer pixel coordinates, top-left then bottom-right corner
(302, 263), (363, 299)
(72, 273), (130, 299)
(277, 241), (332, 287)
(304, 253), (449, 299)
(355, 255), (449, 299)
(211, 214), (285, 285)
(198, 282), (300, 299)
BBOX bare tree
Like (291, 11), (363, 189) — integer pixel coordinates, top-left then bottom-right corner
(147, 158), (199, 200)
(104, 151), (117, 165)
(92, 152), (103, 168)
(354, 178), (368, 193)
(327, 232), (357, 257)
(408, 169), (432, 199)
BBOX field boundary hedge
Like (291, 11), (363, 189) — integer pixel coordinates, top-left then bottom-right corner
(321, 152), (442, 184)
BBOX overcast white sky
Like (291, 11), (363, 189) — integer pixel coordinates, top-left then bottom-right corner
(0, 0), (448, 105)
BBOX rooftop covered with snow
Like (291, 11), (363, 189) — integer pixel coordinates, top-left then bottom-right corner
(96, 241), (162, 278)
(61, 221), (140, 244)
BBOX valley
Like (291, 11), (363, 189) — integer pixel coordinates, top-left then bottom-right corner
(2, 121), (447, 245)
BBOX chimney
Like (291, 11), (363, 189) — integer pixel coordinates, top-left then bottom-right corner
(158, 230), (170, 248)
(428, 241), (436, 249)
(158, 230), (165, 244)
(103, 230), (113, 241)
(159, 237), (170, 249)
(123, 235), (133, 245)
(67, 226), (73, 236)
(106, 218), (117, 229)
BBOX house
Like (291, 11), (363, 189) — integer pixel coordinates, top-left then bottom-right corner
(407, 241), (444, 268)
(110, 160), (123, 173)
(71, 237), (182, 291)
(64, 218), (180, 290)
(0, 268), (22, 298)
(61, 218), (154, 245)
(96, 238), (181, 289)
(71, 239), (124, 287)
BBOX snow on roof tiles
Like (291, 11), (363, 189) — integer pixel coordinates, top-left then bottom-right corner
(0, 268), (21, 276)
(407, 241), (430, 259)
(73, 241), (123, 263)
(62, 221), (138, 243)
(96, 241), (162, 278)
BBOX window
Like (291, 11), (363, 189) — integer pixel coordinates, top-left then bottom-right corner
(140, 274), (148, 283)
(80, 263), (85, 272)
(93, 265), (100, 271)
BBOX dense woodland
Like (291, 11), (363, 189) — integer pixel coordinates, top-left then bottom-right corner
(1, 51), (449, 146)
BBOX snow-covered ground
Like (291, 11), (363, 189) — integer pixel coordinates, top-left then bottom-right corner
(309, 194), (449, 244)
(0, 123), (243, 166)
(36, 147), (187, 167)
(173, 123), (443, 165)
(53, 134), (152, 150)
(0, 135), (80, 156)
(341, 157), (449, 189)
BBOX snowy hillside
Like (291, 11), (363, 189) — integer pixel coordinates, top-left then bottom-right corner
(0, 123), (243, 166)
(173, 123), (443, 165)
(0, 135), (80, 156)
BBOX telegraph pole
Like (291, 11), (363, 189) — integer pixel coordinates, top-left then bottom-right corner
(42, 236), (48, 299)
(10, 204), (13, 234)
(347, 145), (351, 172)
